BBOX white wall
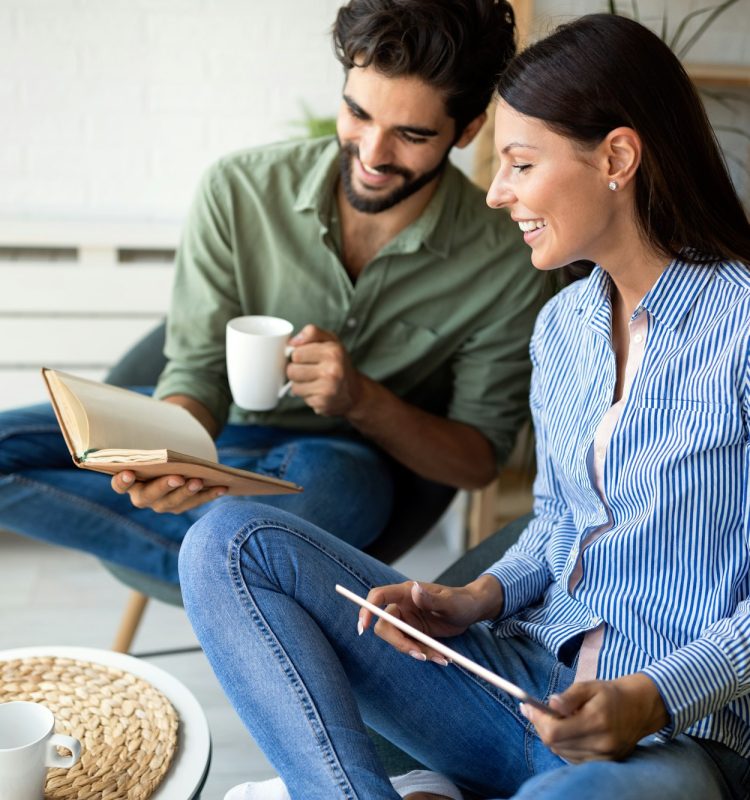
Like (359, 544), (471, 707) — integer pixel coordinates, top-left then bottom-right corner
(1, 0), (346, 223)
(3, 0), (746, 224)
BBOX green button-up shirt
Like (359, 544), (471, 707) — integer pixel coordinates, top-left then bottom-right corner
(155, 136), (542, 464)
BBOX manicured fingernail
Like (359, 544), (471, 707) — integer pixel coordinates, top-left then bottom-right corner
(215, 489), (226, 497)
(413, 581), (424, 593)
(409, 650), (427, 662)
(121, 473), (133, 484)
(519, 703), (529, 718)
(357, 618), (364, 636)
(430, 656), (449, 667)
(167, 477), (183, 488)
(187, 480), (202, 492)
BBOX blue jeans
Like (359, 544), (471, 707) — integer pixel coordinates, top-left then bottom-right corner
(0, 398), (394, 584)
(179, 503), (750, 800)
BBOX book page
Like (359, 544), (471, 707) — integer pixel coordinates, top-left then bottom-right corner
(49, 371), (218, 462)
(44, 370), (90, 455)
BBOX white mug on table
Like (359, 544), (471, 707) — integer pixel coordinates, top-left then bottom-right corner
(0, 701), (81, 800)
(226, 315), (295, 411)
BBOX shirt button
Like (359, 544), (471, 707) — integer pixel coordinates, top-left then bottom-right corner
(596, 447), (605, 460)
(346, 318), (357, 329)
(633, 333), (644, 343)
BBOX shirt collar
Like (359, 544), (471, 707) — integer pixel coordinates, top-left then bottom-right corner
(293, 137), (340, 215)
(575, 257), (717, 332)
(639, 256), (717, 330)
(293, 136), (458, 259)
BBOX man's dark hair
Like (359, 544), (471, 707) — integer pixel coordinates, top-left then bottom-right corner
(333, 0), (516, 134)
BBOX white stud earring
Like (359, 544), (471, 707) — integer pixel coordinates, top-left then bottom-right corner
(608, 180), (619, 191)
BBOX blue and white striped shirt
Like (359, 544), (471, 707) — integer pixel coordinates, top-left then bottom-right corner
(486, 258), (750, 756)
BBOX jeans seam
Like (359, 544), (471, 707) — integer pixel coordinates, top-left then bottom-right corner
(0, 423), (62, 441)
(2, 474), (182, 553)
(274, 442), (296, 481)
(227, 517), (378, 800)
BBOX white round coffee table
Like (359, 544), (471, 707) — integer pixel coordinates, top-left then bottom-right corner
(0, 645), (211, 800)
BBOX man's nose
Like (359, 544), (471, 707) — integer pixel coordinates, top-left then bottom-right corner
(359, 128), (391, 169)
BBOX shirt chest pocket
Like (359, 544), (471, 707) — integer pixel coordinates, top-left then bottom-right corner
(628, 398), (744, 459)
(359, 319), (439, 382)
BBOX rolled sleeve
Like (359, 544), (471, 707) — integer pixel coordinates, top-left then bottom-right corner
(155, 165), (239, 428)
(448, 241), (544, 465)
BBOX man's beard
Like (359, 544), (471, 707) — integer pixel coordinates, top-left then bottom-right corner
(338, 140), (450, 214)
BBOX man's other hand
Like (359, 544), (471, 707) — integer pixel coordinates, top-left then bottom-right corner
(287, 324), (364, 416)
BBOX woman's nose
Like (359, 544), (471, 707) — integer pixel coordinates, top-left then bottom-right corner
(486, 170), (515, 209)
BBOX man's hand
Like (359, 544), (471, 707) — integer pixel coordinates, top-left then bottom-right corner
(287, 325), (364, 416)
(111, 472), (227, 514)
(359, 576), (504, 663)
(110, 393), (225, 514)
(521, 672), (669, 763)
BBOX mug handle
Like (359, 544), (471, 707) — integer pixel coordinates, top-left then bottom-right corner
(279, 344), (295, 399)
(46, 734), (81, 769)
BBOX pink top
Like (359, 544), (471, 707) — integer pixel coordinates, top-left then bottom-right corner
(572, 309), (648, 681)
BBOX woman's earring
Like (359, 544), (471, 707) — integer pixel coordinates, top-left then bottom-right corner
(608, 180), (619, 191)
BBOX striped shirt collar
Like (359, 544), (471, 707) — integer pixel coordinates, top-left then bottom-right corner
(575, 258), (718, 332)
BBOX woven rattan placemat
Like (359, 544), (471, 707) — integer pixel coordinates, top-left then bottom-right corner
(0, 655), (179, 800)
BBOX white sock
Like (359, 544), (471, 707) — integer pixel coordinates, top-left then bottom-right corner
(390, 770), (464, 799)
(223, 777), (290, 800)
(224, 769), (463, 800)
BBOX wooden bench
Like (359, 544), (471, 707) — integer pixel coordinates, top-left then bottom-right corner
(0, 218), (177, 411)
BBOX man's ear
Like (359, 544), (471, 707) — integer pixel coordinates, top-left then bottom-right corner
(455, 111), (487, 149)
(601, 126), (641, 189)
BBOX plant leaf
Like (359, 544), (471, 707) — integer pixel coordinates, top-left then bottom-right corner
(700, 88), (750, 112)
(714, 124), (750, 143)
(673, 0), (741, 59)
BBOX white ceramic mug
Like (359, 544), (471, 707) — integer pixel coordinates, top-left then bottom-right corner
(0, 701), (82, 800)
(226, 315), (295, 411)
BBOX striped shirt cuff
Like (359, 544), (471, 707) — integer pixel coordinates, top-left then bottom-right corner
(641, 636), (737, 738)
(483, 553), (550, 619)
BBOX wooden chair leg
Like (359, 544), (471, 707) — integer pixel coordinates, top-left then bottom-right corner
(467, 479), (499, 549)
(112, 591), (149, 653)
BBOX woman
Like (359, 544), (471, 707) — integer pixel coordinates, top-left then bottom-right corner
(178, 14), (750, 800)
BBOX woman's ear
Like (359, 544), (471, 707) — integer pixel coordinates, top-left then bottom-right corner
(601, 126), (641, 190)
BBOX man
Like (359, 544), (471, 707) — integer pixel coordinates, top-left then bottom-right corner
(0, 0), (540, 586)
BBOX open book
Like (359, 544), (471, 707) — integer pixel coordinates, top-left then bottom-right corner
(42, 368), (301, 496)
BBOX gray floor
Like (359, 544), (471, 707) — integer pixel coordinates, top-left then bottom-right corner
(0, 519), (462, 800)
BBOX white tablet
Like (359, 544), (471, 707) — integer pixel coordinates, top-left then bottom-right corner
(336, 584), (560, 718)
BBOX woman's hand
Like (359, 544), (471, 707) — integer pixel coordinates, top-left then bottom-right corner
(521, 672), (669, 763)
(358, 576), (504, 663)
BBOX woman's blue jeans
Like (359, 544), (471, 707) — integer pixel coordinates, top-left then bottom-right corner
(179, 502), (750, 800)
(0, 398), (394, 583)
